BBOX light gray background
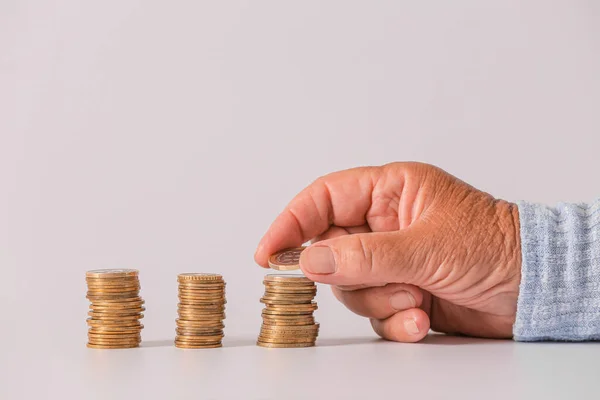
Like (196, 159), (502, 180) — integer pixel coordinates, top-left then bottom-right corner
(2, 1), (600, 399)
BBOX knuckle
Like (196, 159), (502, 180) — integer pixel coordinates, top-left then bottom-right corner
(339, 235), (374, 280)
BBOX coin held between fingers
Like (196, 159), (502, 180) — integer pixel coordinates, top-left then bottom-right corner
(268, 247), (306, 271)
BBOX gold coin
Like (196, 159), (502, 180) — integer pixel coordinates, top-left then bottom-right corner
(86, 276), (139, 282)
(258, 338), (316, 345)
(177, 306), (226, 313)
(178, 282), (226, 288)
(257, 336), (316, 343)
(88, 338), (141, 345)
(86, 269), (139, 278)
(177, 327), (224, 334)
(85, 280), (140, 286)
(177, 316), (225, 323)
(86, 319), (142, 327)
(176, 332), (224, 338)
(178, 290), (225, 295)
(256, 341), (315, 348)
(87, 343), (139, 349)
(178, 321), (225, 326)
(177, 302), (226, 309)
(178, 297), (226, 303)
(174, 339), (223, 346)
(178, 285), (225, 290)
(87, 290), (141, 296)
(176, 326), (224, 332)
(89, 328), (143, 335)
(177, 273), (223, 282)
(178, 286), (225, 292)
(177, 298), (226, 304)
(263, 287), (315, 293)
(88, 333), (141, 340)
(88, 341), (141, 347)
(90, 304), (145, 310)
(260, 298), (313, 306)
(177, 306), (225, 318)
(86, 285), (141, 291)
(263, 290), (317, 300)
(87, 313), (143, 320)
(174, 342), (222, 349)
(262, 311), (314, 317)
(261, 294), (315, 304)
(87, 309), (144, 316)
(180, 308), (226, 314)
(263, 274), (312, 283)
(263, 280), (315, 286)
(261, 320), (315, 326)
(177, 293), (225, 299)
(176, 320), (224, 328)
(87, 292), (140, 299)
(261, 321), (315, 327)
(263, 289), (315, 295)
(258, 333), (318, 341)
(87, 296), (143, 303)
(88, 332), (141, 339)
(88, 334), (142, 340)
(260, 323), (319, 331)
(86, 280), (139, 287)
(263, 305), (316, 312)
(268, 247), (306, 271)
(265, 302), (317, 310)
(177, 295), (225, 300)
(174, 332), (224, 339)
(177, 290), (225, 299)
(177, 316), (225, 322)
(89, 304), (145, 310)
(177, 303), (226, 309)
(259, 328), (318, 336)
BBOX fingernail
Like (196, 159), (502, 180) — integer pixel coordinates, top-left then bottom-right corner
(389, 291), (416, 311)
(404, 318), (420, 335)
(302, 246), (336, 274)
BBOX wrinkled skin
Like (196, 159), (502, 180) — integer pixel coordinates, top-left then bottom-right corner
(255, 162), (521, 342)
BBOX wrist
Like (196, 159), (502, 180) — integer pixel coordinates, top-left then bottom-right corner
(494, 200), (522, 336)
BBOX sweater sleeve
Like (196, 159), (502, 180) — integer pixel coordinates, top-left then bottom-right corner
(514, 200), (600, 341)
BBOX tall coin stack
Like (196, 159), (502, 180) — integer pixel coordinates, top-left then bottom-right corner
(85, 269), (145, 349)
(175, 273), (226, 349)
(257, 274), (319, 348)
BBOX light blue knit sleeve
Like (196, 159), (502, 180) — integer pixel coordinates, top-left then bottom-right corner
(514, 200), (600, 341)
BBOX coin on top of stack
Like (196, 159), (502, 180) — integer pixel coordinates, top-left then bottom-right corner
(85, 269), (144, 349)
(175, 273), (226, 349)
(257, 273), (319, 348)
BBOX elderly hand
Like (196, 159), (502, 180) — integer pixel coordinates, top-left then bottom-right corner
(255, 162), (521, 342)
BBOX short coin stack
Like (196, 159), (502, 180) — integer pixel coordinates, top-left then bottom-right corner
(85, 269), (145, 349)
(257, 274), (319, 348)
(175, 273), (226, 349)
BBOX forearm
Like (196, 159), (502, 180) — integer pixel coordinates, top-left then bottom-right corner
(514, 199), (600, 341)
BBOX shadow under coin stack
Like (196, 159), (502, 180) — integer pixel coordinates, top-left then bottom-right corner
(257, 274), (319, 348)
(85, 269), (145, 349)
(175, 273), (226, 349)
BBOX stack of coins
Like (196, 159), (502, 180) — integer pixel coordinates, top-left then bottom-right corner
(175, 273), (226, 349)
(85, 269), (145, 349)
(257, 274), (319, 348)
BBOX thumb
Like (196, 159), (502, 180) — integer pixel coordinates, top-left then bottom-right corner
(299, 230), (424, 286)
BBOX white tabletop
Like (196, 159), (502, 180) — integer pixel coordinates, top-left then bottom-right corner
(3, 330), (599, 400)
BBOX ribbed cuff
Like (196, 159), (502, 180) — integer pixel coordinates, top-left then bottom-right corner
(514, 200), (600, 341)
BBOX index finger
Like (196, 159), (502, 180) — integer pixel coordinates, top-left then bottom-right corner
(254, 167), (379, 267)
